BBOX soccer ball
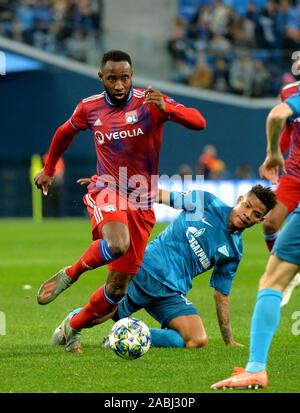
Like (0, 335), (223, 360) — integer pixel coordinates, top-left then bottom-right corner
(108, 317), (151, 360)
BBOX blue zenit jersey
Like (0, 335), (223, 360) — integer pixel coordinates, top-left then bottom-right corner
(142, 191), (243, 296)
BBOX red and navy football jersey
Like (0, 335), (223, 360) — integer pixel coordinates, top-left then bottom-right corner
(280, 81), (300, 180)
(68, 87), (205, 205)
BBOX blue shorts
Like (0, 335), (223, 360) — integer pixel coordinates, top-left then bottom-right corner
(272, 204), (300, 266)
(117, 267), (198, 328)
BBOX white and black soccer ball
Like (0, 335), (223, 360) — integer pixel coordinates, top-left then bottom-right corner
(108, 317), (151, 360)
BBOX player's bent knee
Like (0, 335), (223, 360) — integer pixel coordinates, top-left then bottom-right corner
(263, 219), (280, 234)
(106, 283), (129, 302)
(185, 335), (208, 348)
(106, 240), (130, 257)
(109, 292), (126, 303)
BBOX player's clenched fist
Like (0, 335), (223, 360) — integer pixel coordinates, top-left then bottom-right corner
(143, 86), (166, 112)
(34, 169), (54, 195)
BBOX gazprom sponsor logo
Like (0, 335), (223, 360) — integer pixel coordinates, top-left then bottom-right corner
(95, 128), (144, 145)
(186, 226), (210, 270)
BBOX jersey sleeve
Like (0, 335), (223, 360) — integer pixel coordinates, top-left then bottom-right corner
(70, 101), (89, 130)
(161, 95), (206, 130)
(209, 259), (240, 296)
(170, 190), (205, 211)
(43, 120), (79, 176)
(285, 94), (300, 119)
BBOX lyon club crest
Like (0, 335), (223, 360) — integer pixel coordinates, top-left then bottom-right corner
(125, 110), (138, 124)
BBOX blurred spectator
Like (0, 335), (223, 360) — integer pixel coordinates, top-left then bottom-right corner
(188, 55), (213, 88)
(209, 33), (231, 57)
(65, 28), (87, 61)
(250, 59), (271, 97)
(278, 0), (300, 50)
(235, 163), (256, 179)
(230, 16), (256, 47)
(209, 159), (226, 179)
(177, 163), (193, 179)
(187, 4), (212, 41)
(167, 17), (192, 83)
(210, 0), (229, 35)
(229, 52), (253, 95)
(197, 144), (217, 177)
(196, 144), (226, 179)
(255, 0), (278, 49)
(212, 57), (230, 92)
(16, 0), (36, 45)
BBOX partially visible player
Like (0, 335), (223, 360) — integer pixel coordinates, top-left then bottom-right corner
(34, 50), (206, 350)
(211, 83), (300, 390)
(263, 81), (300, 307)
(52, 185), (275, 352)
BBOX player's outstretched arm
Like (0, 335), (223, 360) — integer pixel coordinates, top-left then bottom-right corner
(34, 120), (79, 195)
(259, 102), (293, 184)
(156, 189), (196, 211)
(214, 290), (244, 347)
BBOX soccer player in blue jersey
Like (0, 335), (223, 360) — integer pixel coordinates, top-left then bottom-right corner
(53, 185), (276, 352)
(211, 81), (300, 390)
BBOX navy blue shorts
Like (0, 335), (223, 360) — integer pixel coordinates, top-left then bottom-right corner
(273, 204), (300, 266)
(117, 267), (198, 328)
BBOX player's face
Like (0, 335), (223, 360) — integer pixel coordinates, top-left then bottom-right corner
(98, 61), (133, 105)
(229, 193), (267, 231)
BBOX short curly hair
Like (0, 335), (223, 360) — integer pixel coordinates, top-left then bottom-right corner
(247, 184), (277, 213)
(101, 50), (132, 68)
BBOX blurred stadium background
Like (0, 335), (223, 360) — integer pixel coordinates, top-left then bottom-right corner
(0, 0), (299, 219)
(1, 1), (300, 394)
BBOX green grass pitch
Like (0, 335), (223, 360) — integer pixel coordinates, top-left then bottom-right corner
(0, 219), (299, 393)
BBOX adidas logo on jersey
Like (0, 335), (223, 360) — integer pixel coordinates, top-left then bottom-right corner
(94, 118), (102, 126)
(218, 245), (229, 257)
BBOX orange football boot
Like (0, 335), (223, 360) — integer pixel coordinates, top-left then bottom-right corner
(211, 367), (268, 390)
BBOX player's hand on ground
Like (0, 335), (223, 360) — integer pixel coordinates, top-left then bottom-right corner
(144, 86), (166, 112)
(226, 340), (245, 348)
(77, 177), (91, 186)
(34, 169), (54, 196)
(259, 152), (286, 184)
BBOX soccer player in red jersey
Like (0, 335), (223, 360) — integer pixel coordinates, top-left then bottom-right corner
(34, 50), (206, 352)
(262, 81), (300, 306)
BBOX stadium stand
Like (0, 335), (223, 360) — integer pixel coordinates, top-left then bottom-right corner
(1, 1), (299, 97)
(168, 0), (300, 96)
(0, 0), (103, 64)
